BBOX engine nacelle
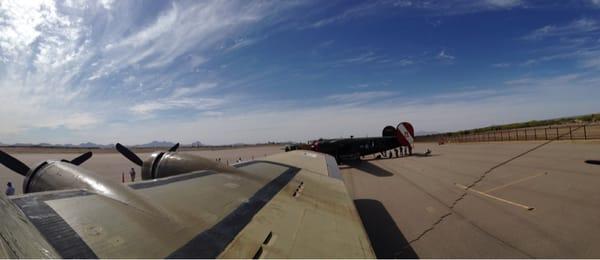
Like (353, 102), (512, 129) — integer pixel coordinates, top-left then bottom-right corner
(23, 161), (92, 193)
(140, 152), (239, 180)
(23, 160), (126, 196)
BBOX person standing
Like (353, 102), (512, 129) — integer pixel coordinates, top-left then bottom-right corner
(129, 167), (136, 182)
(5, 182), (15, 196)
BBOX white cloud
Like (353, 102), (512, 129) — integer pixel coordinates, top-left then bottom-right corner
(331, 51), (397, 67)
(0, 0), (96, 136)
(397, 58), (414, 66)
(35, 113), (100, 130)
(340, 51), (379, 64)
(327, 91), (396, 103)
(131, 83), (224, 116)
(524, 18), (600, 40)
(171, 83), (217, 98)
(131, 97), (226, 115)
(223, 37), (258, 52)
(484, 0), (522, 8)
(437, 50), (455, 60)
(99, 0), (114, 10)
(109, 4), (178, 50)
(492, 62), (510, 68)
(309, 0), (526, 28)
(202, 111), (224, 117)
(433, 89), (499, 100)
(0, 0), (295, 142)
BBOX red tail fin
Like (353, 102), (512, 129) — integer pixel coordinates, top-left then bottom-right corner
(396, 122), (414, 148)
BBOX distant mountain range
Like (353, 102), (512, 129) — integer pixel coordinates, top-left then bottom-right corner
(133, 141), (176, 148)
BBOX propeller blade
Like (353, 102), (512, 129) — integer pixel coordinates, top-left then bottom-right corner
(0, 149), (31, 176)
(585, 160), (600, 165)
(168, 143), (180, 152)
(116, 143), (143, 166)
(70, 151), (93, 166)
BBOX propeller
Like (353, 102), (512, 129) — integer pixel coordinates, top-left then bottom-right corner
(168, 143), (179, 152)
(585, 160), (600, 165)
(0, 149), (93, 176)
(0, 149), (31, 176)
(116, 143), (143, 166)
(60, 151), (93, 165)
(116, 142), (180, 166)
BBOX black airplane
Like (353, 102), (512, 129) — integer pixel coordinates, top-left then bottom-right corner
(294, 122), (414, 162)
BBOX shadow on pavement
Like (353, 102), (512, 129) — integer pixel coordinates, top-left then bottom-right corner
(354, 199), (419, 259)
(347, 161), (394, 177)
(412, 153), (440, 158)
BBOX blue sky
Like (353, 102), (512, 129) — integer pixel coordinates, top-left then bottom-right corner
(0, 0), (599, 145)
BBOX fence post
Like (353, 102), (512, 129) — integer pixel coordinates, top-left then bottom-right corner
(525, 129), (528, 140)
(545, 128), (548, 140)
(556, 128), (559, 140)
(516, 130), (519, 140)
(534, 128), (537, 140)
(569, 126), (572, 140)
(584, 125), (587, 140)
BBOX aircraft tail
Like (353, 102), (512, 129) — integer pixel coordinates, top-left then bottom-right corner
(396, 122), (414, 147)
(381, 122), (415, 148)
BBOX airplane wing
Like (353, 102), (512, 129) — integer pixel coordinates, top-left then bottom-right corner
(5, 151), (373, 258)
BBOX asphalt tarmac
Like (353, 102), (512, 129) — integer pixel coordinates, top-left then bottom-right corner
(341, 141), (600, 258)
(1, 141), (599, 258)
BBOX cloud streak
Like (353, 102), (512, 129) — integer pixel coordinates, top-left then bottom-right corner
(523, 18), (600, 40)
(0, 0), (294, 141)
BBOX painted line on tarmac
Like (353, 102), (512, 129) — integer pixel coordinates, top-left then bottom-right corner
(484, 172), (547, 193)
(455, 183), (534, 211)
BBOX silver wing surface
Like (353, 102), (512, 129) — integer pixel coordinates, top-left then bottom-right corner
(2, 151), (374, 258)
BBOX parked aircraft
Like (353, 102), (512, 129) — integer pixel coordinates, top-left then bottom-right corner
(0, 146), (373, 258)
(288, 122), (415, 162)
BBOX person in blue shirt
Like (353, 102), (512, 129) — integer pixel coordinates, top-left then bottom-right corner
(5, 182), (15, 196)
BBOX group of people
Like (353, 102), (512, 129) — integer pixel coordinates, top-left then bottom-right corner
(215, 156), (257, 165)
(389, 146), (413, 158)
(121, 167), (137, 182)
(374, 146), (413, 159)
